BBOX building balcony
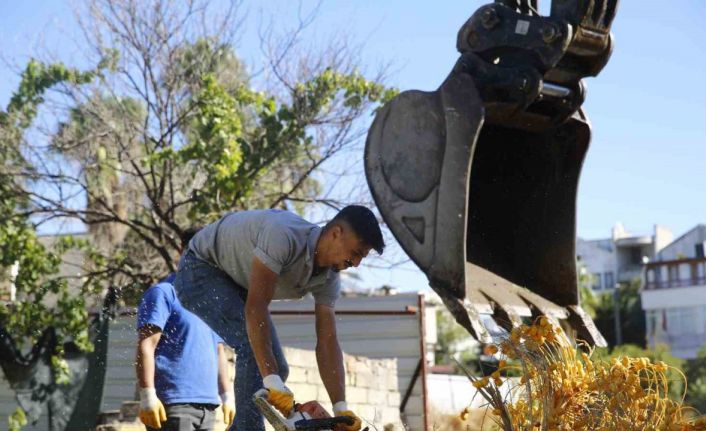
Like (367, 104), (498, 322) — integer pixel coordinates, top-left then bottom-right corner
(645, 277), (706, 290)
(643, 257), (706, 291)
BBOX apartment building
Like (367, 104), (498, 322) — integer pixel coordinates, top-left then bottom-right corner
(577, 223), (673, 291)
(641, 225), (706, 359)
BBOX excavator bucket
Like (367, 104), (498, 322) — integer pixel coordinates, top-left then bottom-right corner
(365, 0), (618, 345)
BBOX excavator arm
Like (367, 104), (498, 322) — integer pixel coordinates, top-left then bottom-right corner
(365, 0), (619, 345)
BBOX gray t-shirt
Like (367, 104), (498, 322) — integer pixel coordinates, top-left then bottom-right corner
(189, 209), (340, 306)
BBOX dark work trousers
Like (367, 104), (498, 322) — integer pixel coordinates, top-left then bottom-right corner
(175, 248), (289, 431)
(146, 403), (218, 431)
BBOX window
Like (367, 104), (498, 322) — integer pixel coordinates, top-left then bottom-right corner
(666, 306), (702, 335)
(629, 247), (644, 265)
(696, 243), (705, 259)
(604, 272), (614, 290)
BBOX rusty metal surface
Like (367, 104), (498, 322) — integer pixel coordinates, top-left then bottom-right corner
(365, 0), (619, 345)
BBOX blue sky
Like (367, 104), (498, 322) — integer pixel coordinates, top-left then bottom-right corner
(2, 1), (705, 292)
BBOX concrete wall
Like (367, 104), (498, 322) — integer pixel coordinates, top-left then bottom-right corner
(642, 285), (706, 310)
(426, 374), (517, 414)
(642, 269), (706, 359)
(576, 238), (616, 291)
(654, 225), (675, 255)
(658, 225), (706, 261)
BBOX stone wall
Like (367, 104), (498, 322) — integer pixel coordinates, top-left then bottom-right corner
(279, 347), (402, 430)
(93, 347), (403, 431)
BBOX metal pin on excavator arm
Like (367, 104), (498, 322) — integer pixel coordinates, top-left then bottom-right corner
(365, 0), (619, 346)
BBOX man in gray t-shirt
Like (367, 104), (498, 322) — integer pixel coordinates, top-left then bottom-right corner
(174, 206), (384, 431)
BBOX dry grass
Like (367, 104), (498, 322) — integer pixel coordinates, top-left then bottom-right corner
(456, 317), (706, 431)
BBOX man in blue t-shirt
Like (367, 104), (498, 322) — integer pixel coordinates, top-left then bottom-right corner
(136, 273), (235, 430)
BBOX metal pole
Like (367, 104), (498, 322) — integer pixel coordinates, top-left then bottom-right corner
(613, 283), (622, 345)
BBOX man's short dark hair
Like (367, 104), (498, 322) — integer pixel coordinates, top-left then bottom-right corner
(330, 205), (384, 254)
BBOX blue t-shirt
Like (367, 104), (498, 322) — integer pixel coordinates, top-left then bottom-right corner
(137, 275), (223, 405)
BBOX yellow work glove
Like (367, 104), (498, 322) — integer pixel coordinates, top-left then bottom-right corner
(263, 374), (294, 416)
(220, 391), (235, 427)
(139, 387), (167, 429)
(333, 401), (362, 431)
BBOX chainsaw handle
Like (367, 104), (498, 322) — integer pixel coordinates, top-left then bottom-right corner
(294, 415), (353, 430)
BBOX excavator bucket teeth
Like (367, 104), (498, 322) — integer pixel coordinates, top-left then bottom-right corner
(567, 305), (607, 347)
(436, 288), (494, 344)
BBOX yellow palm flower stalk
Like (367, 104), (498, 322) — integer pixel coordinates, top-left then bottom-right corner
(462, 317), (706, 431)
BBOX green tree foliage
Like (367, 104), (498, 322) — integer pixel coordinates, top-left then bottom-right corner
(8, 407), (27, 431)
(178, 71), (395, 218)
(435, 307), (475, 364)
(577, 261), (599, 319)
(684, 346), (706, 412)
(0, 59), (107, 383)
(4, 0), (396, 300)
(580, 277), (647, 348)
(0, 1), (396, 424)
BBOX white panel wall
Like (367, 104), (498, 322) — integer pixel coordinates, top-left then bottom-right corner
(270, 293), (428, 430)
(659, 226), (706, 261)
(103, 314), (140, 411)
(641, 286), (706, 310)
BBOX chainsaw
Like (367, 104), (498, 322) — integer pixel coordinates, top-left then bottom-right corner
(253, 389), (369, 431)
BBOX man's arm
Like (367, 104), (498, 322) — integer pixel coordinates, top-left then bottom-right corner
(246, 257), (296, 415)
(135, 324), (167, 429)
(136, 325), (162, 388)
(245, 256), (279, 377)
(217, 343), (231, 394)
(314, 303), (345, 404)
(217, 343), (235, 427)
(315, 304), (362, 430)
